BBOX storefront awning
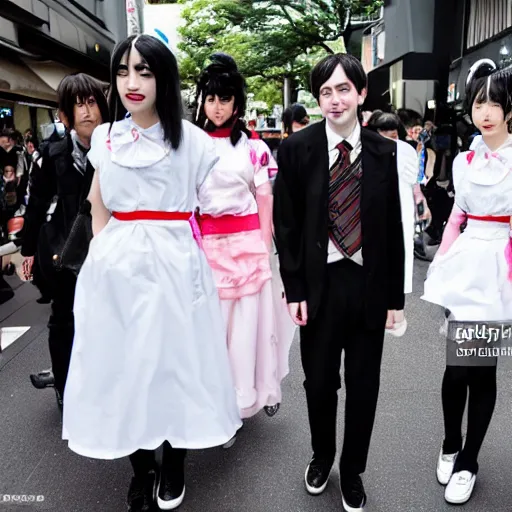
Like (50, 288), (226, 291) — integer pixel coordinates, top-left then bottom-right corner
(22, 59), (78, 92)
(0, 56), (57, 103)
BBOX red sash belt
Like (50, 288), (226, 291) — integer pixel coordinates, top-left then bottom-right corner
(200, 213), (260, 235)
(111, 211), (260, 237)
(112, 211), (192, 221)
(466, 214), (510, 223)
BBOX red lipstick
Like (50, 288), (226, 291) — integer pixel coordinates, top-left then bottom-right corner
(126, 94), (145, 102)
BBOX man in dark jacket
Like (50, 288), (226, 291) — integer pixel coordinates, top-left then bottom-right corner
(273, 54), (405, 512)
(21, 73), (108, 407)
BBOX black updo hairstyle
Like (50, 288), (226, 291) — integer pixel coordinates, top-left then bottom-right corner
(193, 53), (251, 146)
(465, 59), (512, 124)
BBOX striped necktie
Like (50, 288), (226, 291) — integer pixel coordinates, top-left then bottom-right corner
(328, 139), (363, 257)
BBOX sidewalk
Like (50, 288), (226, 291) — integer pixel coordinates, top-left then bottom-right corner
(0, 262), (50, 366)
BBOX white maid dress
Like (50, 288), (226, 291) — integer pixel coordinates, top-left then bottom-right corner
(62, 118), (242, 459)
(422, 135), (512, 321)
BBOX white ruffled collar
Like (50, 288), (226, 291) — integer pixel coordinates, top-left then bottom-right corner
(467, 134), (512, 186)
(107, 117), (169, 168)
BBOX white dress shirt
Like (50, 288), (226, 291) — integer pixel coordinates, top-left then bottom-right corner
(325, 121), (363, 265)
(396, 139), (418, 294)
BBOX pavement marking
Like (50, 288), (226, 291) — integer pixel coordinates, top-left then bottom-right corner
(0, 326), (31, 351)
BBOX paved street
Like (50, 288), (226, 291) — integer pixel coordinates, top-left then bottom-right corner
(1, 261), (511, 512)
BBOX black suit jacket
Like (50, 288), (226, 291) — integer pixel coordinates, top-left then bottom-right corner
(273, 120), (405, 329)
(22, 134), (94, 258)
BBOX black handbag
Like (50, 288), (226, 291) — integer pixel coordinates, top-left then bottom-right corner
(52, 199), (93, 276)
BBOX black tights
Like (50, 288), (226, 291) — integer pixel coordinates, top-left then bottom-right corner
(129, 442), (186, 478)
(442, 365), (497, 474)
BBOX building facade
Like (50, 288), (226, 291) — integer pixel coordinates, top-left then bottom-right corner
(0, 0), (127, 138)
(362, 0), (512, 123)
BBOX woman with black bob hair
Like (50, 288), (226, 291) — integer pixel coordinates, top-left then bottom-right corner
(62, 35), (241, 511)
(423, 59), (512, 504)
(366, 110), (400, 139)
(192, 53), (295, 430)
(282, 103), (310, 137)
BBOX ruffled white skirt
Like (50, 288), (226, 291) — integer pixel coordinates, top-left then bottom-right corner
(422, 219), (512, 321)
(62, 218), (242, 459)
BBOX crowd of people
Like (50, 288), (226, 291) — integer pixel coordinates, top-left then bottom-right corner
(4, 32), (511, 512)
(0, 127), (42, 305)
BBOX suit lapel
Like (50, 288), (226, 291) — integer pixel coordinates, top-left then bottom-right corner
(361, 129), (389, 205)
(305, 120), (330, 198)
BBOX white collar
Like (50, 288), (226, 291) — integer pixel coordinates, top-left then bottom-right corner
(108, 117), (169, 169)
(467, 134), (512, 186)
(469, 134), (512, 153)
(325, 120), (361, 152)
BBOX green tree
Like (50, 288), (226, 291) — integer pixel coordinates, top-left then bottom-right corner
(177, 0), (383, 104)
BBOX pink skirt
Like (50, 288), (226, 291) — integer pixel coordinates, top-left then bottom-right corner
(202, 229), (272, 300)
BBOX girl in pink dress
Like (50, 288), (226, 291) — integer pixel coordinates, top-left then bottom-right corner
(193, 54), (295, 432)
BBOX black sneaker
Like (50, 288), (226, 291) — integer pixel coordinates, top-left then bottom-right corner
(340, 474), (367, 512)
(264, 404), (280, 417)
(55, 388), (63, 411)
(157, 465), (185, 510)
(30, 369), (55, 389)
(127, 470), (157, 512)
(304, 458), (333, 495)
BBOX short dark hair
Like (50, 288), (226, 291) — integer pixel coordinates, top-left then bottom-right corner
(367, 111), (401, 132)
(110, 35), (183, 150)
(466, 68), (512, 122)
(0, 128), (15, 140)
(282, 103), (309, 135)
(57, 73), (109, 129)
(310, 53), (367, 100)
(396, 108), (423, 129)
(24, 134), (38, 148)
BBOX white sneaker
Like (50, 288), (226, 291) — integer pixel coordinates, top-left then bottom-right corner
(444, 471), (476, 504)
(436, 448), (458, 485)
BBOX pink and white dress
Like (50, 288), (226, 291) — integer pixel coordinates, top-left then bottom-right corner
(199, 128), (295, 418)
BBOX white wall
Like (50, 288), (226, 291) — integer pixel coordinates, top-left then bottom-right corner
(143, 3), (184, 54)
(403, 80), (435, 117)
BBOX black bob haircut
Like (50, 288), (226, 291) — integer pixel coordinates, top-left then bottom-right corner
(109, 35), (183, 150)
(310, 53), (367, 100)
(193, 53), (251, 146)
(465, 63), (512, 123)
(396, 108), (423, 129)
(57, 73), (109, 129)
(282, 103), (309, 135)
(367, 111), (401, 132)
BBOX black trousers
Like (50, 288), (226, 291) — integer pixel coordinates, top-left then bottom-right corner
(130, 442), (186, 477)
(442, 365), (497, 474)
(48, 270), (76, 397)
(300, 258), (385, 477)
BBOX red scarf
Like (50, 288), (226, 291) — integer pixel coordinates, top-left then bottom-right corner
(208, 127), (232, 138)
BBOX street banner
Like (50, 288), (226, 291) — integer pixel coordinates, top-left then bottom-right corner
(126, 0), (144, 36)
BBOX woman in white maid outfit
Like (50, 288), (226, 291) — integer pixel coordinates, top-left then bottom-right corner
(62, 35), (241, 512)
(423, 59), (512, 505)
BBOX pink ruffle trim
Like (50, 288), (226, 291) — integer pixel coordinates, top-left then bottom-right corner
(506, 237), (512, 281)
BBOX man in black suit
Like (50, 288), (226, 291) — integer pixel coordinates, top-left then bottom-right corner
(273, 54), (405, 512)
